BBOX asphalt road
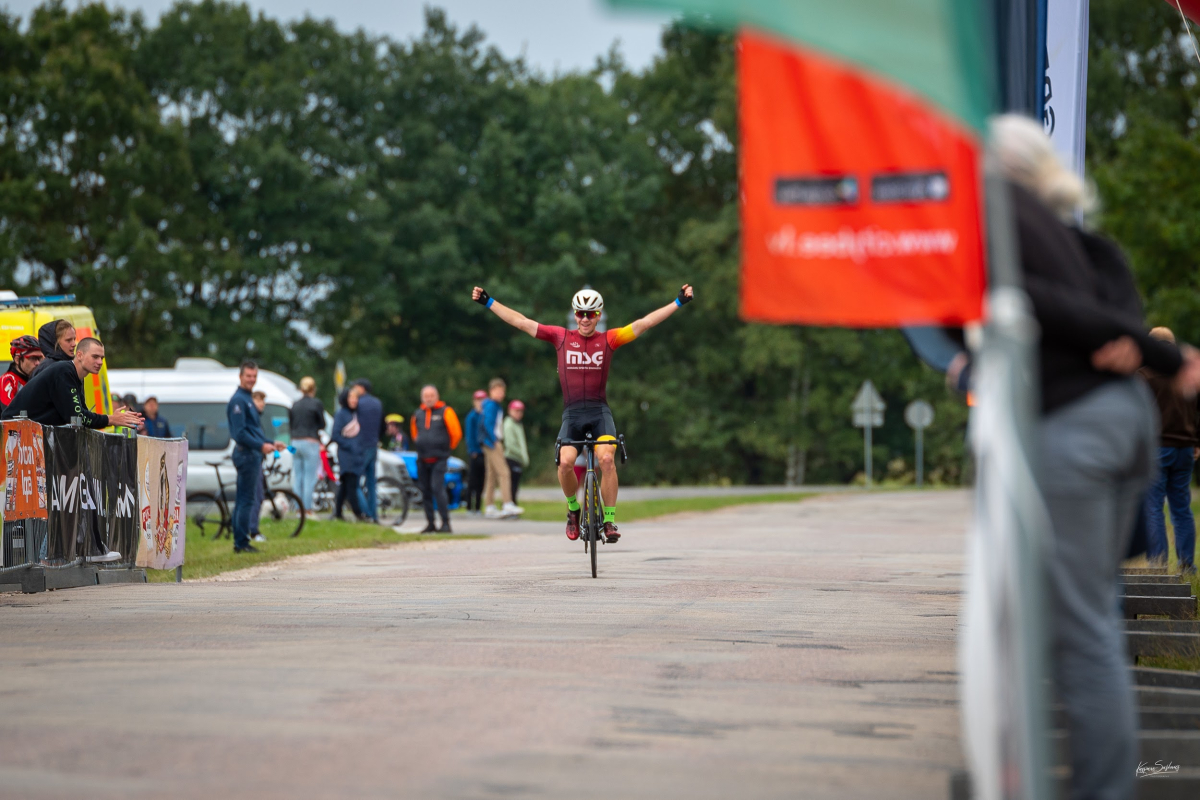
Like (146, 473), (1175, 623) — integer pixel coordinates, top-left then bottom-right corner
(0, 490), (969, 800)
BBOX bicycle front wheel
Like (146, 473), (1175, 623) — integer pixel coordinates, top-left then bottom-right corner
(584, 469), (600, 579)
(186, 492), (228, 540)
(264, 489), (307, 538)
(376, 476), (410, 526)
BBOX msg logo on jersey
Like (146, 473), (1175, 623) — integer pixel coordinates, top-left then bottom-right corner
(565, 350), (604, 366)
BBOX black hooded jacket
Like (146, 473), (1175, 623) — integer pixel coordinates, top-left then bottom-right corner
(30, 320), (73, 379)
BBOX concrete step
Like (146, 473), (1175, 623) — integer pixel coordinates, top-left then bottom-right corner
(1125, 575), (1190, 585)
(952, 768), (1200, 800)
(42, 564), (97, 591)
(1122, 583), (1195, 598)
(1138, 686), (1200, 708)
(96, 568), (147, 585)
(1128, 631), (1200, 660)
(1126, 566), (1172, 576)
(1124, 595), (1198, 620)
(1135, 668), (1200, 691)
(1129, 620), (1200, 635)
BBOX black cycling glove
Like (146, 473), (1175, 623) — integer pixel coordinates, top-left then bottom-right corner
(475, 288), (492, 307)
(675, 287), (692, 306)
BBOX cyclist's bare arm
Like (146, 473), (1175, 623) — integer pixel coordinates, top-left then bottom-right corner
(472, 286), (538, 337)
(630, 284), (693, 337)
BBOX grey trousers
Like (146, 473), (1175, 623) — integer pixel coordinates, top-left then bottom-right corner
(1039, 379), (1157, 800)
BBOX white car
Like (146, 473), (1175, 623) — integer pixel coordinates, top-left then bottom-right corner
(108, 358), (412, 510)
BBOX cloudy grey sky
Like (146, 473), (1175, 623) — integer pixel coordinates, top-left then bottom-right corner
(2, 0), (675, 74)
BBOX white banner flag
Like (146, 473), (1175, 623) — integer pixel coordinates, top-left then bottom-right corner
(1044, 0), (1090, 176)
(135, 437), (188, 570)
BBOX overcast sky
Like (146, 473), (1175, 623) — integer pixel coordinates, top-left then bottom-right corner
(2, 0), (675, 74)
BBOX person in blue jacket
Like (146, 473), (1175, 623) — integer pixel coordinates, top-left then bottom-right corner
(331, 388), (370, 521)
(226, 360), (284, 553)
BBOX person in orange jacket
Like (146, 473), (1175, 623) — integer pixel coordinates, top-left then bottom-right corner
(410, 384), (462, 533)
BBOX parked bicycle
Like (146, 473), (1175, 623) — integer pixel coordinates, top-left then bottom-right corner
(312, 444), (416, 525)
(555, 433), (628, 578)
(186, 454), (306, 539)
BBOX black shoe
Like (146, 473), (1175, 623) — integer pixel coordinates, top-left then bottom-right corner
(421, 522), (438, 533)
(234, 544), (261, 554)
(438, 522), (452, 534)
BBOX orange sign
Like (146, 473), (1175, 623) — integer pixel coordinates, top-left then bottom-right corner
(737, 31), (986, 327)
(2, 419), (48, 520)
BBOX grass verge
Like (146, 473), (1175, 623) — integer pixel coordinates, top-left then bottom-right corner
(516, 492), (815, 522)
(147, 518), (483, 582)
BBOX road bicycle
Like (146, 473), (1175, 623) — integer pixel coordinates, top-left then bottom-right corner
(555, 433), (627, 579)
(186, 454), (306, 540)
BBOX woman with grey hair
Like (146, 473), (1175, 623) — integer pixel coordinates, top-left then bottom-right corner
(990, 114), (1200, 800)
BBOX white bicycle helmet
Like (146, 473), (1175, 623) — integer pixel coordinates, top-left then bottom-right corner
(572, 288), (604, 312)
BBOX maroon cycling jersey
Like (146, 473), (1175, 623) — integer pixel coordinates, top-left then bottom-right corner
(535, 323), (638, 409)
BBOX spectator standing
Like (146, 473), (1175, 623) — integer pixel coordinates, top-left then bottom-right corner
(250, 391), (269, 543)
(331, 388), (368, 522)
(481, 378), (521, 518)
(139, 397), (172, 438)
(1140, 326), (1198, 573)
(353, 380), (384, 524)
(463, 390), (486, 514)
(31, 320), (76, 377)
(503, 400), (529, 506)
(410, 385), (462, 533)
(289, 376), (326, 512)
(0, 336), (44, 411)
(225, 360), (284, 553)
(991, 115), (1200, 800)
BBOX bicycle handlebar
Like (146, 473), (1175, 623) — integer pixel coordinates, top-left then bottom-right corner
(554, 434), (627, 466)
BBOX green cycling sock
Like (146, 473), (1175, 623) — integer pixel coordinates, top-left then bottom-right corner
(603, 506), (616, 523)
(566, 496), (581, 512)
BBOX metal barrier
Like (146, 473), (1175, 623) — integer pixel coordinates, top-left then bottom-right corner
(0, 418), (188, 591)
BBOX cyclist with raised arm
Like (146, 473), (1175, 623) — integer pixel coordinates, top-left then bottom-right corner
(472, 283), (693, 542)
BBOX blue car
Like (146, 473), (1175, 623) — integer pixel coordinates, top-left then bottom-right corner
(397, 452), (466, 511)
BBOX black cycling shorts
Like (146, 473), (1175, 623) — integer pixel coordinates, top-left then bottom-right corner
(557, 404), (616, 444)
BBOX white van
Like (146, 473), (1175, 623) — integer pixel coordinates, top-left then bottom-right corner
(108, 358), (409, 499)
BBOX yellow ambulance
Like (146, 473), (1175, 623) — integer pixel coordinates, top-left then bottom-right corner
(0, 292), (113, 417)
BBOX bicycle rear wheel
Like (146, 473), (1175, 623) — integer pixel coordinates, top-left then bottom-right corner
(376, 476), (410, 526)
(263, 489), (306, 538)
(186, 492), (228, 540)
(584, 469), (600, 579)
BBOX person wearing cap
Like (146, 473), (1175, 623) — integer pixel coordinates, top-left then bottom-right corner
(384, 413), (410, 451)
(463, 389), (487, 514)
(138, 396), (172, 438)
(410, 384), (462, 533)
(503, 400), (530, 506)
(1, 335), (44, 412)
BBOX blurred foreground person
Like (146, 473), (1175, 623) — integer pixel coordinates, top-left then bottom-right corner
(0, 335), (43, 411)
(504, 400), (529, 505)
(1140, 327), (1198, 574)
(289, 376), (326, 512)
(410, 384), (461, 533)
(992, 114), (1200, 800)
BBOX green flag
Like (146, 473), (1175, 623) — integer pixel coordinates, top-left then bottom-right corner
(610, 0), (994, 132)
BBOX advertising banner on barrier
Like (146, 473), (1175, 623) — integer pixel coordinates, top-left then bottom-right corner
(45, 426), (108, 563)
(103, 434), (139, 566)
(135, 437), (187, 570)
(1, 419), (48, 567)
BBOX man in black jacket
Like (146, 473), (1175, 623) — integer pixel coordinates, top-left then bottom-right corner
(410, 384), (462, 533)
(1, 338), (142, 429)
